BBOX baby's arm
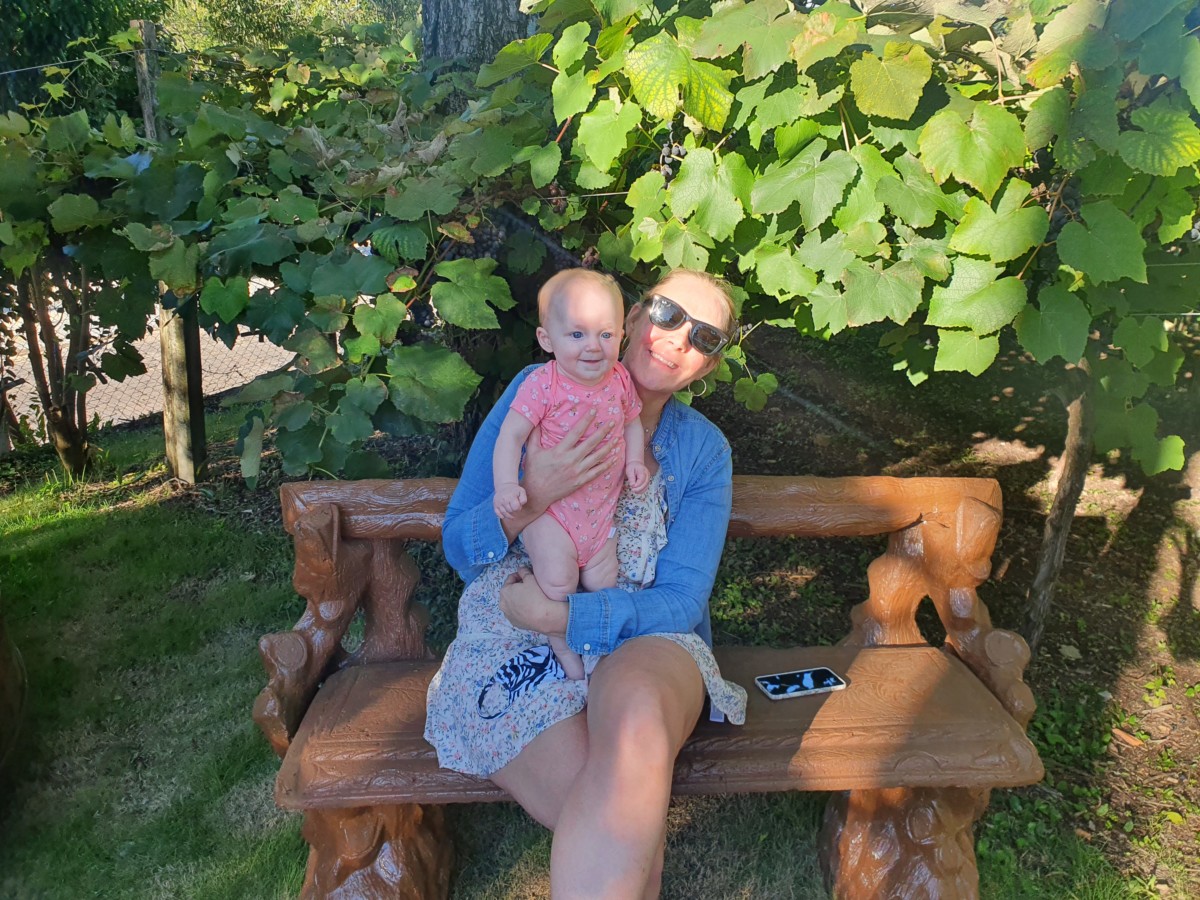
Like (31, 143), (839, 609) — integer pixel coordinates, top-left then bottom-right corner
(623, 418), (649, 493)
(493, 410), (536, 518)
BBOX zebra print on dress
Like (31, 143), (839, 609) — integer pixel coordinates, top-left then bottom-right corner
(477, 645), (567, 720)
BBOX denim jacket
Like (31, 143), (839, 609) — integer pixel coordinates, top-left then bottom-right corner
(442, 365), (733, 654)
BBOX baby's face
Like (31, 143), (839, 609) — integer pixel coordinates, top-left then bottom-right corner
(538, 282), (623, 386)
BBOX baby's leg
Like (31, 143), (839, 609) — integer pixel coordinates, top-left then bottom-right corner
(580, 535), (619, 592)
(522, 513), (585, 680)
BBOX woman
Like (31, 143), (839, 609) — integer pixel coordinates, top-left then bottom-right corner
(427, 269), (745, 899)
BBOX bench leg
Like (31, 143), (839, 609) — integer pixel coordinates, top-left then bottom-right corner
(818, 786), (989, 900)
(299, 804), (452, 900)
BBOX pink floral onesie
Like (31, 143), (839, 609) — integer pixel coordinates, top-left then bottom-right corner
(510, 360), (642, 565)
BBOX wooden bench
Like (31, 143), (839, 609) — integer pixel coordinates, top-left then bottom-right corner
(254, 476), (1043, 899)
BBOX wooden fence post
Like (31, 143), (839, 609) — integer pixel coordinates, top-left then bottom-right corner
(132, 20), (207, 483)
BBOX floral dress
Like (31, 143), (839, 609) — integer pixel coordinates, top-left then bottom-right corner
(424, 472), (748, 777)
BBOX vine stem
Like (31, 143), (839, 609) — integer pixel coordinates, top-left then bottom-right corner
(985, 25), (1004, 102)
(555, 116), (573, 143)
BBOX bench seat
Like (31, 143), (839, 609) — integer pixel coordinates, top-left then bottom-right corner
(277, 645), (1042, 810)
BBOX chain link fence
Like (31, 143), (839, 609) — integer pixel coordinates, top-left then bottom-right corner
(5, 323), (291, 432)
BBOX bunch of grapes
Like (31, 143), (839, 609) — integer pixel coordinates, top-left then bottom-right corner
(440, 221), (508, 262)
(546, 182), (568, 214)
(658, 140), (686, 182)
(580, 246), (600, 269)
(1046, 179), (1081, 244)
(407, 298), (437, 329)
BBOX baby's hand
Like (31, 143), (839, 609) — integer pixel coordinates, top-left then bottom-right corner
(625, 460), (650, 493)
(494, 483), (528, 518)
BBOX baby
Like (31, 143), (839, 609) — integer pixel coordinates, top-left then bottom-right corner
(492, 269), (649, 679)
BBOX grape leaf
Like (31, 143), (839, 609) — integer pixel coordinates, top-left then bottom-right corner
(431, 258), (515, 329)
(310, 252), (393, 299)
(1013, 286), (1090, 364)
(850, 42), (932, 120)
(48, 194), (106, 232)
(327, 398), (376, 445)
(919, 103), (1024, 200)
(661, 220), (711, 270)
(576, 99), (642, 172)
(692, 0), (803, 81)
(668, 148), (748, 242)
(934, 329), (999, 375)
(1113, 317), (1168, 368)
(840, 259), (924, 326)
(752, 244), (817, 299)
(199, 276), (250, 323)
(386, 344), (483, 423)
(274, 399), (313, 432)
(1117, 100), (1200, 177)
(1057, 201), (1147, 284)
(370, 224), (429, 264)
(275, 422), (324, 475)
(1024, 85), (1068, 151)
(206, 223), (296, 275)
(553, 21), (591, 71)
(790, 8), (860, 73)
(244, 288), (305, 343)
(751, 139), (857, 229)
(284, 326), (339, 373)
(384, 177), (459, 221)
(733, 373), (778, 412)
(926, 258), (1027, 334)
(150, 241), (202, 295)
(477, 34), (554, 87)
(552, 69), (595, 123)
(948, 179), (1049, 262)
(876, 153), (966, 228)
(624, 31), (733, 129)
(515, 142), (561, 189)
(796, 230), (854, 283)
(353, 294), (407, 345)
(1108, 0), (1187, 42)
(267, 187), (318, 224)
(895, 223), (953, 282)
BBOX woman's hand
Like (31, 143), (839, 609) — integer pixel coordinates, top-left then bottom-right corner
(500, 568), (570, 637)
(522, 408), (618, 514)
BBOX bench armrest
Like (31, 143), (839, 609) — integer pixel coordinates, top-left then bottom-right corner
(252, 501), (432, 757)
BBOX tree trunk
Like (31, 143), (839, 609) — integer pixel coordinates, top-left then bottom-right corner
(15, 271), (91, 476)
(1026, 361), (1095, 656)
(422, 0), (529, 67)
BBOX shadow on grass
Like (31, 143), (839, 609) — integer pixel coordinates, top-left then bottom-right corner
(0, 495), (304, 899)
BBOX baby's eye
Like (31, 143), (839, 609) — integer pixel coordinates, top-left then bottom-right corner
(570, 330), (583, 339)
(601, 332), (614, 340)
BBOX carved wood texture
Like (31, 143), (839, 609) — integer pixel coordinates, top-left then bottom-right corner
(261, 476), (1039, 900)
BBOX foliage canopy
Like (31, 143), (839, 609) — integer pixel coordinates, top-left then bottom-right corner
(0, 0), (1196, 481)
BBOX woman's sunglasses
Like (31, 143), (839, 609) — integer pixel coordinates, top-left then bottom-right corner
(644, 294), (730, 357)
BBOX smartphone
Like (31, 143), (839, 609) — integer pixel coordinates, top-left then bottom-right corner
(754, 666), (847, 701)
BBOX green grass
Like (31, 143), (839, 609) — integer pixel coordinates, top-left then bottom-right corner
(0, 410), (1163, 899)
(1, 417), (305, 899)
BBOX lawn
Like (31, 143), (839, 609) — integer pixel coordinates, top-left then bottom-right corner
(1, 324), (1196, 898)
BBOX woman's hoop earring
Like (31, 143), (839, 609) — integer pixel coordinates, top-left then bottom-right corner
(688, 378), (709, 398)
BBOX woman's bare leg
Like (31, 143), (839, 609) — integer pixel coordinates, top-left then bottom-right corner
(550, 637), (704, 899)
(489, 712), (588, 830)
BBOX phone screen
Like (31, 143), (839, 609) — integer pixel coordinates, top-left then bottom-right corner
(755, 667), (846, 699)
